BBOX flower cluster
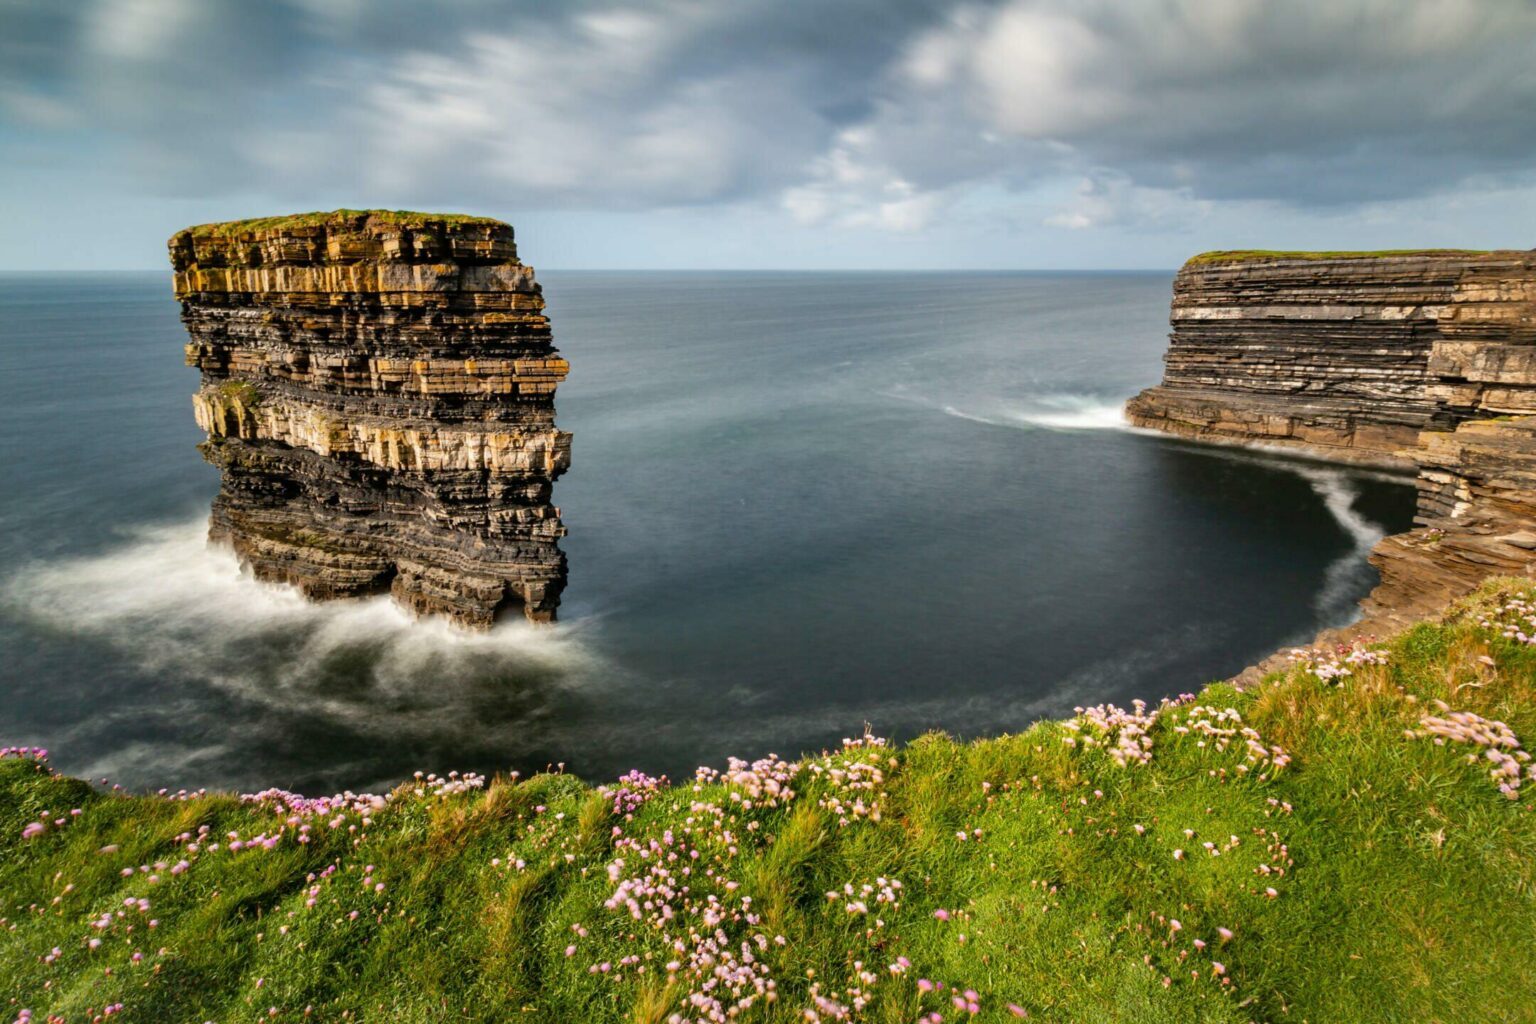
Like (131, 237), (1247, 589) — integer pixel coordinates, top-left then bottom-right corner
(599, 770), (666, 818)
(1410, 702), (1534, 799)
(1065, 699), (1160, 766)
(826, 877), (901, 923)
(1172, 705), (1291, 775)
(809, 736), (891, 826)
(594, 804), (782, 1024)
(1477, 594), (1536, 644)
(698, 753), (799, 808)
(1287, 642), (1388, 682)
(410, 769), (486, 798)
(240, 788), (388, 820)
(20, 807), (80, 841)
(1, 746), (49, 762)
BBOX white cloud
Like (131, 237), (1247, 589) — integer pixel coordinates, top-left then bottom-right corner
(1043, 173), (1211, 232)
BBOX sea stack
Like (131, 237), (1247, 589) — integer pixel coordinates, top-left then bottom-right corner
(170, 209), (570, 628)
(1130, 248), (1536, 640)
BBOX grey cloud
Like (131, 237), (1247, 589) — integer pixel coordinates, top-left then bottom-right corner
(3, 0), (1534, 221)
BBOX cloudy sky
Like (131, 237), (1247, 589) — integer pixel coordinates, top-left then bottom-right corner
(3, 0), (1535, 269)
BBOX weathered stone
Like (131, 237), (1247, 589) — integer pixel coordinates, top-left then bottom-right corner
(171, 210), (569, 628)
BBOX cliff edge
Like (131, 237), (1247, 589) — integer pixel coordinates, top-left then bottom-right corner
(171, 209), (570, 627)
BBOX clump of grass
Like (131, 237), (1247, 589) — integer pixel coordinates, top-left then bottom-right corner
(183, 210), (507, 238)
(213, 379), (260, 407)
(5, 579), (1536, 1022)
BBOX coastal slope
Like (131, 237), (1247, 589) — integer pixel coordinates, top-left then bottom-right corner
(4, 581), (1535, 1022)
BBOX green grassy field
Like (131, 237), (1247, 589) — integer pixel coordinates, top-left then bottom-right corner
(5, 582), (1536, 1023)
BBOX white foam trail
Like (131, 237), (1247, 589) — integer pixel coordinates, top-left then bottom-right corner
(1292, 467), (1387, 628)
(2, 519), (609, 739)
(884, 388), (1129, 432)
(1000, 397), (1129, 430)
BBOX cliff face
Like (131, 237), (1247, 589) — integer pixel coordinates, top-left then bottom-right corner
(1127, 251), (1536, 468)
(1127, 249), (1536, 656)
(171, 210), (570, 628)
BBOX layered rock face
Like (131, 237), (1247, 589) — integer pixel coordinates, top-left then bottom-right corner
(1127, 251), (1536, 468)
(171, 210), (570, 628)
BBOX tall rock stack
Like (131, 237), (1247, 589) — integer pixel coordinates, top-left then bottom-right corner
(1127, 250), (1536, 468)
(171, 210), (571, 628)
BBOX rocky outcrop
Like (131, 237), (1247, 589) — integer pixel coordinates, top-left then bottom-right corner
(1127, 250), (1536, 469)
(1360, 416), (1536, 634)
(1128, 249), (1536, 667)
(171, 210), (570, 628)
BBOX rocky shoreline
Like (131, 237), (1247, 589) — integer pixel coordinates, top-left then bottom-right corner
(173, 210), (570, 628)
(1129, 249), (1536, 666)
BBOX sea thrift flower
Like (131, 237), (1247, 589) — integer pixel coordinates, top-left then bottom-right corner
(1410, 708), (1533, 797)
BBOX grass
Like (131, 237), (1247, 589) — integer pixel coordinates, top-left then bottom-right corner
(5, 580), (1536, 1023)
(181, 210), (507, 238)
(213, 380), (260, 407)
(1186, 249), (1494, 265)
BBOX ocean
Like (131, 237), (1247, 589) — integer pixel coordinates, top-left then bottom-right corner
(0, 270), (1415, 792)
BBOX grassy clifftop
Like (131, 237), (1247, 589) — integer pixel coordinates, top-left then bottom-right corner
(5, 583), (1536, 1023)
(1186, 249), (1493, 266)
(182, 210), (507, 238)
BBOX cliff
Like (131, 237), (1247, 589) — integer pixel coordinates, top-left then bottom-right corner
(1128, 249), (1536, 648)
(171, 210), (570, 627)
(1126, 250), (1536, 469)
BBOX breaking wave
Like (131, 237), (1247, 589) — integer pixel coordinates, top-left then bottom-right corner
(1, 519), (611, 785)
(943, 396), (1128, 430)
(883, 387), (1129, 431)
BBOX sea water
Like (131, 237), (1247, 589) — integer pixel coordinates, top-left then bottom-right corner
(0, 270), (1414, 791)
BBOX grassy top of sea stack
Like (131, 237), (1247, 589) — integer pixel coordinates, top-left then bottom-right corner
(1187, 248), (1495, 266)
(5, 580), (1536, 1022)
(183, 209), (509, 239)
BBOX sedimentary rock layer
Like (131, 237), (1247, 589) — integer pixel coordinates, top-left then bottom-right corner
(171, 210), (569, 627)
(1127, 250), (1536, 468)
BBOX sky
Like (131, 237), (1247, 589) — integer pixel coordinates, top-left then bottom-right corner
(3, 0), (1535, 270)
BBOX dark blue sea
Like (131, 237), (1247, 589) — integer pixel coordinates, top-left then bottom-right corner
(0, 271), (1415, 792)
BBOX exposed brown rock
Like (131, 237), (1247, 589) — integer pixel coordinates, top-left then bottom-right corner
(171, 210), (569, 628)
(1360, 416), (1536, 634)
